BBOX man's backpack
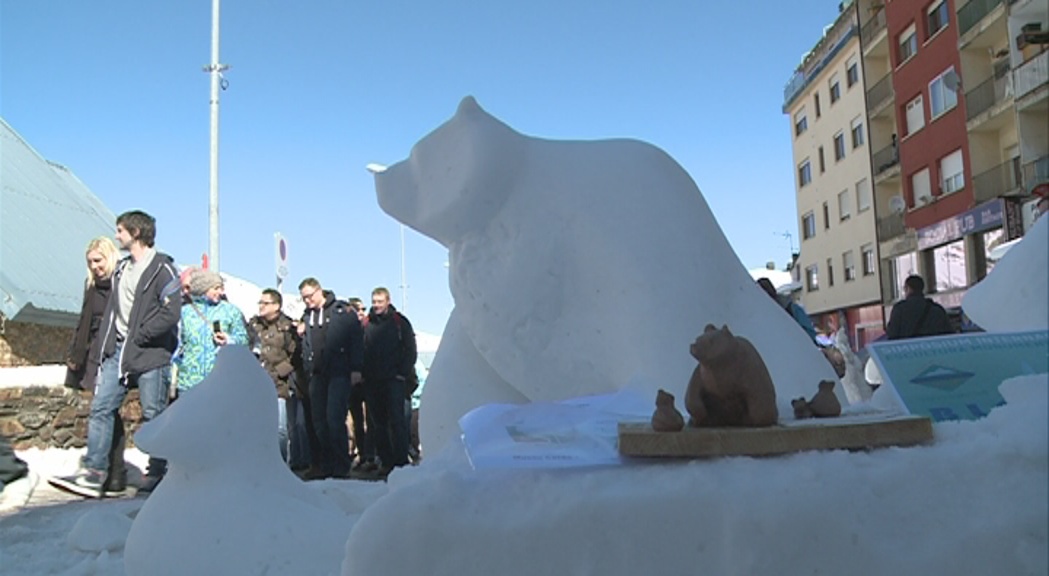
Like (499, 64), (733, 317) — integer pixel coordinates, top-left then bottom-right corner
(392, 312), (420, 398)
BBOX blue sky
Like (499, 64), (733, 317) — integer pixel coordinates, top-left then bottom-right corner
(2, 0), (844, 335)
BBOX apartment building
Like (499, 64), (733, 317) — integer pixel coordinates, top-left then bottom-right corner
(857, 0), (1047, 321)
(783, 1), (886, 349)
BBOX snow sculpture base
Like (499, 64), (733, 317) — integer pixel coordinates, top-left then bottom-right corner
(373, 97), (840, 453)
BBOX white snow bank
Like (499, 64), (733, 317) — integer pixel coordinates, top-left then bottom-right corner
(343, 374), (1048, 576)
(963, 215), (1048, 332)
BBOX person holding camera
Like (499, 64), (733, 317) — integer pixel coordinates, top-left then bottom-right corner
(174, 269), (249, 394)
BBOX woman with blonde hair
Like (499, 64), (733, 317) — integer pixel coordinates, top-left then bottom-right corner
(65, 236), (120, 392)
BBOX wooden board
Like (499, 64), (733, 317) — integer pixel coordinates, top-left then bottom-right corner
(618, 416), (934, 459)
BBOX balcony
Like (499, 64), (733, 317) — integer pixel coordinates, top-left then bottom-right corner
(877, 213), (906, 241)
(958, 0), (1004, 38)
(1014, 51), (1048, 101)
(965, 73), (1012, 122)
(1023, 155), (1049, 193)
(972, 160), (1022, 203)
(866, 74), (894, 116)
(861, 8), (887, 47)
(872, 143), (899, 175)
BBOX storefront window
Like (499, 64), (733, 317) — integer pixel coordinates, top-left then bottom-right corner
(983, 228), (1005, 276)
(932, 239), (967, 292)
(892, 253), (918, 301)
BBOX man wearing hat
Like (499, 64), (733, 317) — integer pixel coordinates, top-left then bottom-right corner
(174, 269), (250, 393)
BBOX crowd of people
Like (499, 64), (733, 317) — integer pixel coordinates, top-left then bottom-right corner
(47, 209), (418, 499)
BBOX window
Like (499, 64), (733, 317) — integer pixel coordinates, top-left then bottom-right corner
(823, 202), (831, 230)
(830, 75), (841, 104)
(846, 58), (859, 88)
(898, 23), (918, 64)
(802, 212), (816, 240)
(806, 264), (820, 292)
(827, 258), (835, 287)
(856, 178), (871, 212)
(929, 67), (959, 119)
(834, 132), (846, 161)
(912, 167), (932, 206)
(905, 95), (925, 135)
(819, 146), (826, 173)
(892, 253), (918, 300)
(799, 160), (812, 187)
(932, 239), (967, 292)
(983, 228), (1005, 276)
(838, 189), (851, 221)
(814, 93), (822, 118)
(794, 109), (808, 136)
(843, 250), (856, 281)
(927, 1), (949, 37)
(850, 116), (865, 148)
(940, 149), (964, 194)
(862, 244), (876, 276)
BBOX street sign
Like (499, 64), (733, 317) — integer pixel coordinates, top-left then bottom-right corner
(275, 233), (289, 280)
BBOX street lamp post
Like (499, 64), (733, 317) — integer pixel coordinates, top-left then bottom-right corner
(365, 163), (407, 312)
(204, 0), (229, 272)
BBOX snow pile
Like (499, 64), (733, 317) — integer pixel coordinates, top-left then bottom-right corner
(373, 97), (838, 453)
(963, 215), (1048, 332)
(342, 374), (1047, 576)
(124, 346), (354, 576)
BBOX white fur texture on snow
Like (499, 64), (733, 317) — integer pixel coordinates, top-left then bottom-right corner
(343, 375), (1048, 576)
(124, 346), (350, 576)
(373, 96), (839, 452)
(963, 216), (1048, 333)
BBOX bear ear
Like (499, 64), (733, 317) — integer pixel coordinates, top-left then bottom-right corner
(721, 324), (732, 335)
(703, 323), (717, 333)
(457, 96), (481, 115)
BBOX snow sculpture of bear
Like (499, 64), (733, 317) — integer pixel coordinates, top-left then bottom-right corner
(373, 97), (840, 452)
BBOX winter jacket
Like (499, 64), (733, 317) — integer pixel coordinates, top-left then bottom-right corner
(248, 312), (301, 398)
(174, 297), (250, 391)
(363, 305), (418, 384)
(64, 276), (112, 392)
(95, 252), (182, 380)
(886, 294), (953, 340)
(301, 291), (363, 377)
(775, 294), (818, 344)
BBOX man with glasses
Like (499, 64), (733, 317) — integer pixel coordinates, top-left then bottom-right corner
(298, 278), (363, 479)
(249, 288), (317, 471)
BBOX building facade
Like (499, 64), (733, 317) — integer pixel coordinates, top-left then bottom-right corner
(858, 0), (1046, 324)
(784, 2), (886, 349)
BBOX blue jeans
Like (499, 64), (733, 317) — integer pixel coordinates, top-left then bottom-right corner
(277, 398), (288, 462)
(308, 374), (352, 476)
(84, 341), (170, 478)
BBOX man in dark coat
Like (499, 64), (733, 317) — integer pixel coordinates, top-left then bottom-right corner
(886, 275), (953, 340)
(363, 287), (418, 474)
(298, 278), (364, 479)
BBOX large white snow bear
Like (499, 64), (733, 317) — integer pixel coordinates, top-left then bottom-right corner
(374, 97), (840, 452)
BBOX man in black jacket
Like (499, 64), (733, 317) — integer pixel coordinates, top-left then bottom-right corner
(51, 210), (181, 498)
(363, 287), (418, 473)
(299, 278), (364, 479)
(886, 275), (953, 340)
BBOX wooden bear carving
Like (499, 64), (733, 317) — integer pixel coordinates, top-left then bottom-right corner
(651, 389), (685, 432)
(684, 324), (778, 427)
(793, 380), (842, 419)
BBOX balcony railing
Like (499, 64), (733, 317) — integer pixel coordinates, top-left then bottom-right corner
(877, 213), (906, 241)
(965, 73), (1011, 121)
(958, 0), (1003, 37)
(861, 8), (887, 44)
(972, 159), (1022, 203)
(1023, 155), (1049, 192)
(872, 143), (899, 175)
(866, 74), (894, 115)
(1014, 51), (1048, 100)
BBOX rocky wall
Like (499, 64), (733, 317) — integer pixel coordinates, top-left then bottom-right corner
(0, 385), (145, 450)
(0, 319), (74, 368)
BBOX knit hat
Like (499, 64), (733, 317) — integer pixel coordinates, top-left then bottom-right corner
(188, 270), (223, 297)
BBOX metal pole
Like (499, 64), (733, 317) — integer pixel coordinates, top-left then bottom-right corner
(400, 223), (407, 311)
(206, 0), (228, 273)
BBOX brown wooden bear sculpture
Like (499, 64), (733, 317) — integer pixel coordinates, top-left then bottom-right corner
(685, 324), (778, 427)
(651, 389), (686, 432)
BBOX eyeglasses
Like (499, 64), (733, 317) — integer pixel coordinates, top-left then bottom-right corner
(301, 289), (319, 301)
(258, 300), (277, 306)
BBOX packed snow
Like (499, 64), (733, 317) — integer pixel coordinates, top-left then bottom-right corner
(1, 98), (1046, 576)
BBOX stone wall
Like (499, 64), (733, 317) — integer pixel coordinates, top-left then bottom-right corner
(0, 318), (74, 368)
(0, 385), (144, 450)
